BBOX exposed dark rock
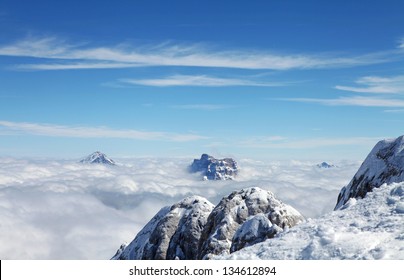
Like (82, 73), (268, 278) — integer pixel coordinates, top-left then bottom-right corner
(190, 154), (238, 180)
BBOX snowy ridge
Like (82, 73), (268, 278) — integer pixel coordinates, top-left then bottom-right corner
(218, 182), (404, 260)
(80, 151), (116, 165)
(335, 135), (404, 209)
(190, 154), (238, 180)
(112, 196), (214, 260)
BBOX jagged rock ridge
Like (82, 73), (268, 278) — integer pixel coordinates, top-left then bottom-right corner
(79, 151), (116, 165)
(335, 135), (404, 209)
(198, 187), (305, 259)
(112, 196), (214, 260)
(190, 154), (238, 180)
(112, 187), (304, 260)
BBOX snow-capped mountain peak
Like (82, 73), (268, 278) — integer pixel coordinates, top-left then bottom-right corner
(317, 162), (335, 168)
(198, 187), (305, 259)
(335, 135), (404, 209)
(112, 196), (214, 260)
(79, 151), (116, 165)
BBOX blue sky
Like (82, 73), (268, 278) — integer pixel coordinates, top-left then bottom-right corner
(0, 0), (404, 160)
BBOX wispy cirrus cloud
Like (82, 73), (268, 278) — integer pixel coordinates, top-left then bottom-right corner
(281, 74), (404, 109)
(384, 109), (404, 113)
(399, 37), (404, 49)
(0, 37), (397, 71)
(0, 120), (206, 142)
(238, 136), (381, 149)
(120, 74), (281, 87)
(171, 104), (235, 111)
(279, 96), (404, 107)
(335, 75), (404, 94)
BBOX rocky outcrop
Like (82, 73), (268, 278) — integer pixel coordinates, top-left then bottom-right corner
(230, 213), (283, 253)
(335, 135), (404, 210)
(197, 187), (305, 259)
(112, 196), (214, 260)
(190, 154), (238, 180)
(112, 187), (305, 260)
(80, 151), (116, 165)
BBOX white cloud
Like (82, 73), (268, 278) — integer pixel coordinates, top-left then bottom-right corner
(399, 37), (404, 49)
(0, 37), (394, 71)
(17, 62), (138, 70)
(335, 75), (404, 94)
(384, 109), (404, 113)
(0, 156), (361, 259)
(0, 120), (206, 142)
(121, 75), (282, 87)
(281, 96), (404, 107)
(171, 104), (235, 111)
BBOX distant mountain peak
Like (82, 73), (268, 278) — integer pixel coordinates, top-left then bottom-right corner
(190, 153), (238, 180)
(317, 162), (335, 168)
(79, 151), (116, 165)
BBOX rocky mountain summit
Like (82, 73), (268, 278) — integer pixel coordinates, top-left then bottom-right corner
(190, 154), (238, 180)
(112, 196), (214, 260)
(335, 135), (404, 209)
(112, 187), (304, 260)
(198, 187), (305, 259)
(79, 151), (116, 165)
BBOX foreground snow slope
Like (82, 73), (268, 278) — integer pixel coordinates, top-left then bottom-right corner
(219, 182), (404, 260)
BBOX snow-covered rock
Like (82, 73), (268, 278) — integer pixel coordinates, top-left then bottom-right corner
(79, 151), (116, 165)
(190, 154), (238, 180)
(112, 196), (214, 260)
(198, 187), (305, 259)
(219, 182), (404, 260)
(317, 162), (335, 168)
(335, 135), (404, 209)
(231, 213), (283, 253)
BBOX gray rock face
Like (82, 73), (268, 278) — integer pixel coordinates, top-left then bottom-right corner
(335, 135), (404, 210)
(197, 187), (305, 259)
(80, 151), (115, 165)
(112, 196), (214, 260)
(190, 154), (238, 180)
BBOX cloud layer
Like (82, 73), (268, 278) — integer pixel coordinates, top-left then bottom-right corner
(0, 156), (360, 259)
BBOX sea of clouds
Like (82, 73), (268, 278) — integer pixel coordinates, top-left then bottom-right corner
(0, 156), (360, 259)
